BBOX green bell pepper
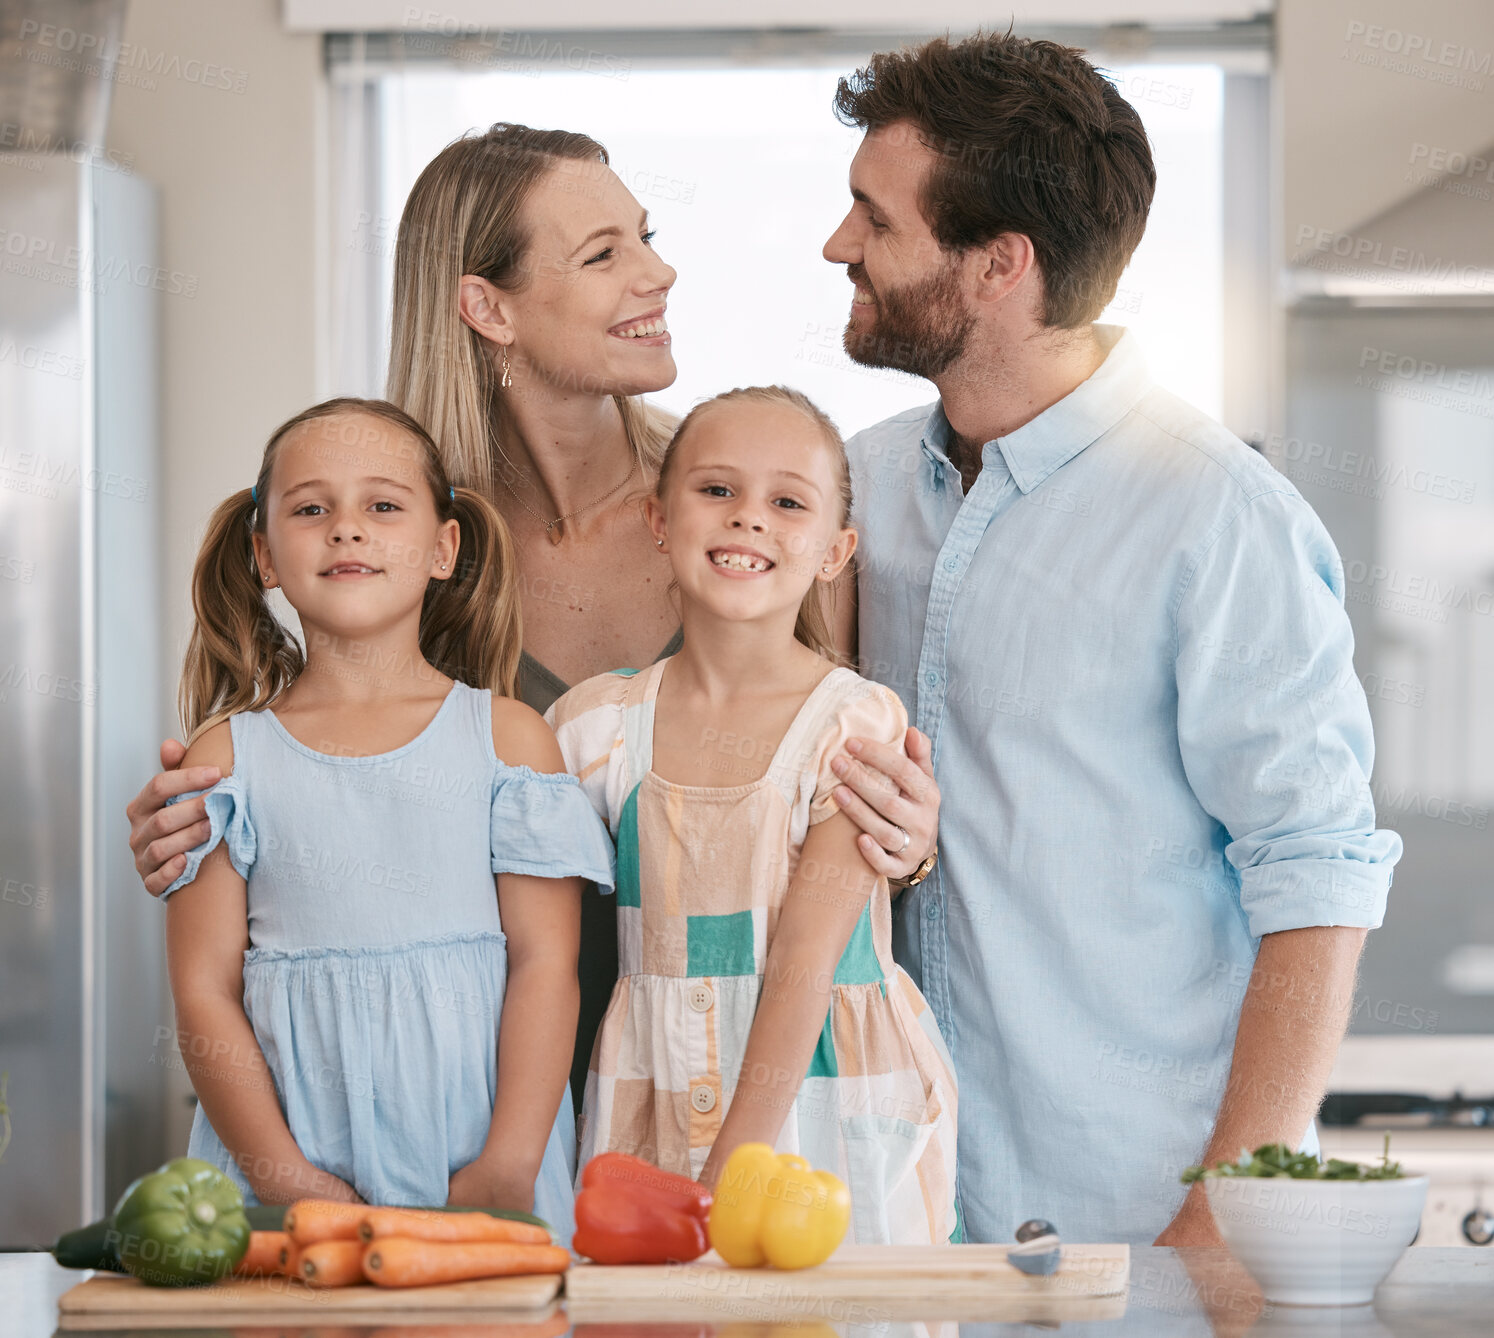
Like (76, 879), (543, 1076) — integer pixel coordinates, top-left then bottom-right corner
(110, 1158), (251, 1286)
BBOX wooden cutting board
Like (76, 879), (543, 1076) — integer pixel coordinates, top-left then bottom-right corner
(565, 1244), (1129, 1322)
(57, 1271), (563, 1329)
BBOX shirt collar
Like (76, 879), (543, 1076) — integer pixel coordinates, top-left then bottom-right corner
(918, 324), (1152, 494)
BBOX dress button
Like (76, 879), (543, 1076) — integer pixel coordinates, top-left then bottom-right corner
(688, 983), (714, 1012)
(690, 1084), (717, 1113)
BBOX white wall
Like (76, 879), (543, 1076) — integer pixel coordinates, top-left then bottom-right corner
(1280, 0), (1494, 259)
(286, 0), (1268, 33)
(107, 0), (322, 741)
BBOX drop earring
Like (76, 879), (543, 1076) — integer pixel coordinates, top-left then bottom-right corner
(500, 345), (513, 390)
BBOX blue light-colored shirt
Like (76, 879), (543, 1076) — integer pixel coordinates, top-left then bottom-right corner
(848, 325), (1402, 1245)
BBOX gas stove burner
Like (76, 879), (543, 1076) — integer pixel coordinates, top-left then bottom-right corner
(1321, 1091), (1494, 1128)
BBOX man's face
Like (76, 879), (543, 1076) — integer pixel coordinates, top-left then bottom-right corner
(823, 121), (975, 381)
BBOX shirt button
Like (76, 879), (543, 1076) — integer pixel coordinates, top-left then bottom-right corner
(690, 1084), (717, 1113)
(688, 983), (714, 1012)
(926, 900), (940, 920)
(925, 672), (938, 687)
(944, 556), (960, 571)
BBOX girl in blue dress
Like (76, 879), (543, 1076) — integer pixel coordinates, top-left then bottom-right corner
(160, 397), (614, 1245)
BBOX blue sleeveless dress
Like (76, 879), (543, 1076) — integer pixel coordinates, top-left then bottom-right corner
(161, 681), (616, 1246)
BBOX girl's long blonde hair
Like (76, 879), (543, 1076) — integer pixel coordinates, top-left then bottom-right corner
(179, 398), (522, 744)
(385, 122), (675, 493)
(657, 385), (854, 666)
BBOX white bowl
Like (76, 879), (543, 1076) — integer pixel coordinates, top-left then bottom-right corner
(1204, 1174), (1428, 1306)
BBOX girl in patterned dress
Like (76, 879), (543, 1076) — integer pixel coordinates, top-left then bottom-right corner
(159, 399), (615, 1244)
(547, 386), (958, 1245)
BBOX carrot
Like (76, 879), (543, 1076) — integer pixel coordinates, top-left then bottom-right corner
(368, 1325), (570, 1338)
(234, 1230), (293, 1277)
(362, 1238), (570, 1288)
(359, 1208), (551, 1246)
(278, 1239), (302, 1277)
(284, 1199), (368, 1245)
(299, 1238), (369, 1287)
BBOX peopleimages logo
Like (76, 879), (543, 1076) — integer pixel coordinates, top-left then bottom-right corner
(16, 19), (249, 93)
(1344, 21), (1493, 75)
(0, 228), (199, 298)
(1263, 429), (1476, 503)
(1343, 561), (1494, 617)
(1294, 226), (1494, 294)
(1359, 346), (1494, 397)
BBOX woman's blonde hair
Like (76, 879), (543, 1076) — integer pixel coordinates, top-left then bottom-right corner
(178, 397), (522, 744)
(386, 122), (675, 493)
(657, 385), (854, 666)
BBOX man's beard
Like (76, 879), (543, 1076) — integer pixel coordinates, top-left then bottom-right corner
(842, 259), (974, 380)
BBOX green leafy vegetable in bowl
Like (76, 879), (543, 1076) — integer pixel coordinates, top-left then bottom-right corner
(1181, 1133), (1403, 1184)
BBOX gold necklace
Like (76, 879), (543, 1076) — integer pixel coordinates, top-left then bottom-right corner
(504, 456), (637, 546)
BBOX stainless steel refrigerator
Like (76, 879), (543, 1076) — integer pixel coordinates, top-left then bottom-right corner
(0, 0), (171, 1246)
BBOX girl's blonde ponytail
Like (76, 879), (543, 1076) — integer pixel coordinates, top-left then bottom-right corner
(178, 488), (304, 743)
(420, 485), (521, 698)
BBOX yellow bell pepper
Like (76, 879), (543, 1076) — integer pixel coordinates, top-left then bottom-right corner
(708, 1143), (851, 1270)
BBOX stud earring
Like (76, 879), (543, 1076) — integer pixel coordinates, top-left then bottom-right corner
(500, 345), (512, 389)
(656, 538), (664, 546)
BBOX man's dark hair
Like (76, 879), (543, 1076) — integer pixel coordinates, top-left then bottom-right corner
(834, 31), (1156, 328)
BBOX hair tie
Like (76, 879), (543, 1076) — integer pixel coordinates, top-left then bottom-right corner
(449, 486), (455, 501)
(250, 484), (258, 505)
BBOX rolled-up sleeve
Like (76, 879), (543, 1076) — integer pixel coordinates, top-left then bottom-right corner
(1173, 489), (1403, 937)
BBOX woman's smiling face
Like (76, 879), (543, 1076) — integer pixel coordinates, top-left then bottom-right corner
(484, 158), (679, 399)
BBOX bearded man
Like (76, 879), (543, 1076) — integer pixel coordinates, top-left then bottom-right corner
(819, 32), (1402, 1246)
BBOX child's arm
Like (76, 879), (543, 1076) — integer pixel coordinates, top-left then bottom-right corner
(164, 722), (359, 1205)
(448, 700), (583, 1212)
(700, 808), (878, 1188)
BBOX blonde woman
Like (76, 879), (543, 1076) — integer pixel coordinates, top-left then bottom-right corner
(127, 124), (941, 1108)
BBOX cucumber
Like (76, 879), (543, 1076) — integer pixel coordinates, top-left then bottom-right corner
(441, 1205), (553, 1233)
(54, 1202), (552, 1270)
(245, 1204), (290, 1231)
(53, 1219), (121, 1272)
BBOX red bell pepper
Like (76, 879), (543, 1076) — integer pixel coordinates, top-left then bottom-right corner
(572, 1153), (712, 1265)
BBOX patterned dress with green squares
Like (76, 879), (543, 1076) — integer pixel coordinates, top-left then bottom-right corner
(545, 655), (959, 1245)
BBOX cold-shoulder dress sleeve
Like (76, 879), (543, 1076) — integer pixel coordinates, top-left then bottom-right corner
(490, 764), (617, 894)
(160, 775), (257, 896)
(808, 677), (910, 826)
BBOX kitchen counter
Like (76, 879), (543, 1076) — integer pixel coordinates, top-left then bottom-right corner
(5, 1245), (1491, 1336)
